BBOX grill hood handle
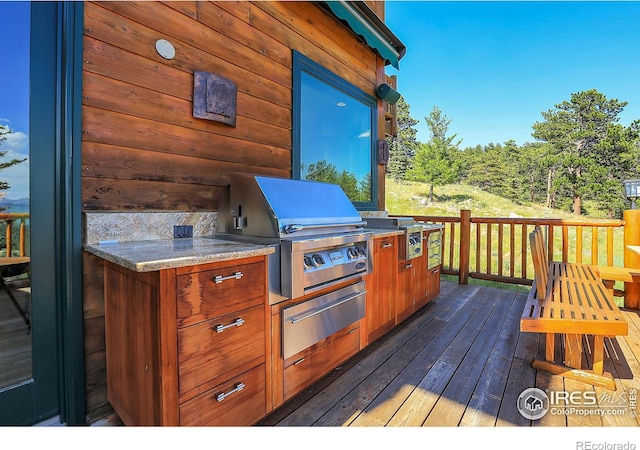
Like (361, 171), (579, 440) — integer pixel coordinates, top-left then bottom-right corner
(282, 220), (368, 234)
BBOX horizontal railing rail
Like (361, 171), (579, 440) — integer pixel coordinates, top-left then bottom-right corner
(0, 213), (30, 258)
(396, 210), (628, 297)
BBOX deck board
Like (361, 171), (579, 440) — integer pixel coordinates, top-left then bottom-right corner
(261, 281), (640, 427)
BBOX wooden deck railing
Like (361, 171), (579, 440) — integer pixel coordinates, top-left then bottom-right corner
(0, 213), (30, 258)
(403, 210), (628, 293)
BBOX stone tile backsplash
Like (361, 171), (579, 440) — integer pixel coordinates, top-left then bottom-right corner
(84, 211), (217, 244)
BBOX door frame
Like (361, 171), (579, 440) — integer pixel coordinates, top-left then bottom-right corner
(0, 1), (85, 425)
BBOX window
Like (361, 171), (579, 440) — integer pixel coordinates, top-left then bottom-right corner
(293, 51), (377, 210)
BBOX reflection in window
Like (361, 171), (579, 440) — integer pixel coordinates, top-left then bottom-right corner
(293, 52), (377, 209)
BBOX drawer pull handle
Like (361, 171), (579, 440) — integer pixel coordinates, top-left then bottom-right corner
(215, 382), (245, 402)
(214, 271), (243, 283)
(290, 291), (366, 324)
(293, 358), (306, 366)
(381, 243), (393, 248)
(214, 318), (245, 333)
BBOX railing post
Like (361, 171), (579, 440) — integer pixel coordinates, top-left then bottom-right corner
(459, 209), (471, 285)
(20, 219), (26, 257)
(5, 219), (13, 257)
(623, 209), (640, 310)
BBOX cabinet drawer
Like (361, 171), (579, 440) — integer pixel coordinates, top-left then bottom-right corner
(178, 304), (265, 398)
(180, 363), (266, 426)
(177, 260), (265, 322)
(374, 236), (395, 253)
(283, 324), (360, 402)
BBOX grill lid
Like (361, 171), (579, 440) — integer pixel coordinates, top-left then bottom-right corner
(218, 173), (366, 238)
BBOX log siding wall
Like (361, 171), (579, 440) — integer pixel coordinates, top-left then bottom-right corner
(81, 1), (386, 421)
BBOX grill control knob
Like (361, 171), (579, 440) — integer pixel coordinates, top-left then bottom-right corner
(347, 248), (358, 259)
(311, 254), (325, 267)
(303, 256), (314, 269)
(356, 246), (366, 256)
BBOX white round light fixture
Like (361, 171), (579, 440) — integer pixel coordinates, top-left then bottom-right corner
(155, 39), (175, 60)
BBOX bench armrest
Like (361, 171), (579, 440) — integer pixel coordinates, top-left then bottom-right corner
(592, 266), (640, 283)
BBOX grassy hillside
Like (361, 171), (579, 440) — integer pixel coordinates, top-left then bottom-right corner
(385, 179), (595, 220)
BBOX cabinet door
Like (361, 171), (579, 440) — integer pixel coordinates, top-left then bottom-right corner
(367, 236), (397, 343)
(396, 260), (415, 324)
(426, 265), (441, 302)
(413, 234), (428, 310)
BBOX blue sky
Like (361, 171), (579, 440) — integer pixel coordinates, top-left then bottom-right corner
(385, 1), (640, 148)
(0, 1), (29, 200)
(1, 2), (639, 198)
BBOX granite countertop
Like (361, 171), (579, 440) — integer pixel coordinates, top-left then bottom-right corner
(365, 228), (404, 238)
(84, 237), (275, 272)
(417, 223), (446, 231)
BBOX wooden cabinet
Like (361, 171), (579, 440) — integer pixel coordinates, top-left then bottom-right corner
(425, 265), (441, 303)
(103, 255), (270, 426)
(366, 235), (398, 344)
(424, 229), (443, 304)
(396, 257), (425, 323)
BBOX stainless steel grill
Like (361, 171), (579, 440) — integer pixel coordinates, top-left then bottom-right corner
(216, 173), (372, 360)
(216, 173), (372, 304)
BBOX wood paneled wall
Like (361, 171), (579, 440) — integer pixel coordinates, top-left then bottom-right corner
(81, 1), (385, 421)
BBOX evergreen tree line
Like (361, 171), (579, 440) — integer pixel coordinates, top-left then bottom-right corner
(303, 160), (372, 203)
(387, 89), (640, 219)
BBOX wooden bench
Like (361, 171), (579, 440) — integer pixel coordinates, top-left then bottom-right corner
(520, 226), (628, 390)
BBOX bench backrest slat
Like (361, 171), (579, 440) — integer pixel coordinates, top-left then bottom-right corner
(530, 226), (549, 299)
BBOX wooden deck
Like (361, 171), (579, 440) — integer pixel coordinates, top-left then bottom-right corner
(260, 281), (640, 427)
(0, 279), (31, 391)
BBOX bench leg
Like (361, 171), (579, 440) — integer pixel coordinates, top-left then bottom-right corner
(564, 334), (583, 369)
(545, 333), (555, 362)
(592, 335), (604, 375)
(531, 333), (614, 390)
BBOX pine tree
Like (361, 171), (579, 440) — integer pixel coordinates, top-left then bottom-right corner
(406, 106), (461, 203)
(386, 97), (419, 182)
(0, 124), (27, 193)
(532, 89), (637, 215)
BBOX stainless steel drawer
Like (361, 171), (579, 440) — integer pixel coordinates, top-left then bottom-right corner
(282, 281), (365, 359)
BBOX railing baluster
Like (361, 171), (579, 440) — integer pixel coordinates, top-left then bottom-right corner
(521, 224), (528, 280)
(486, 223), (492, 274)
(607, 227), (614, 266)
(576, 227), (583, 264)
(448, 222), (455, 271)
(562, 225), (569, 262)
(498, 223), (503, 276)
(592, 226), (599, 265)
(475, 223), (481, 273)
(510, 223), (515, 278)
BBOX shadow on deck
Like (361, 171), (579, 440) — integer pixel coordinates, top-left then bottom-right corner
(260, 281), (640, 427)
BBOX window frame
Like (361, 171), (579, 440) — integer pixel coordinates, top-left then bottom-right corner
(292, 51), (378, 211)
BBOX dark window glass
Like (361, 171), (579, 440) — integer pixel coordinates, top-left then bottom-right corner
(293, 52), (377, 209)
